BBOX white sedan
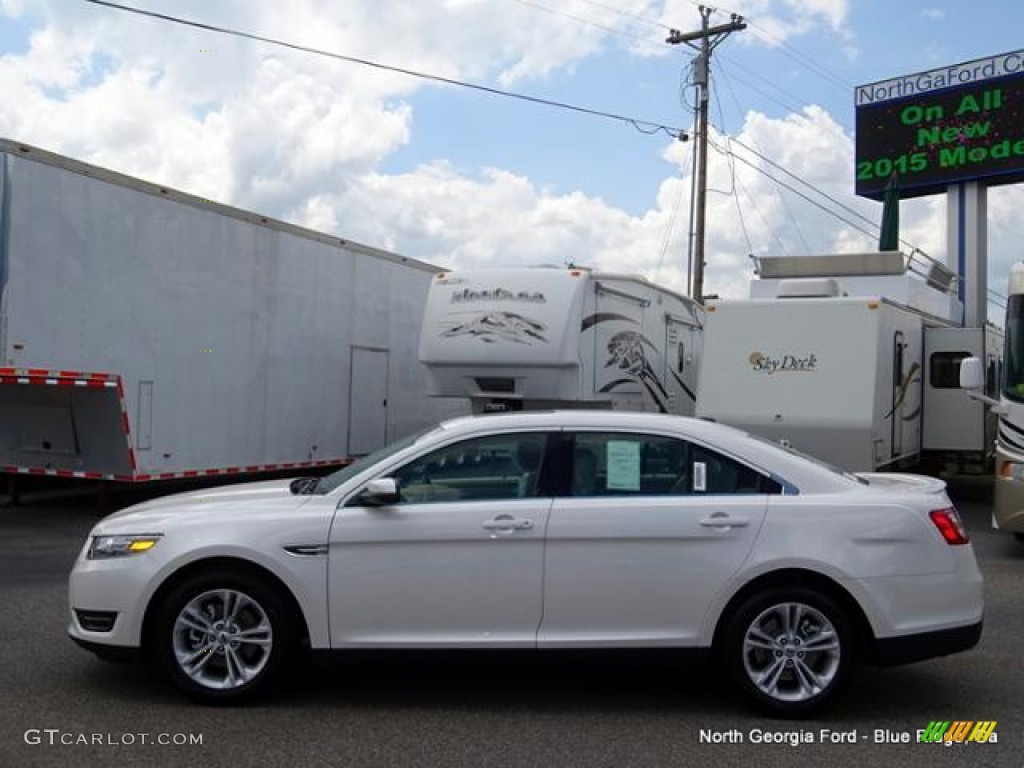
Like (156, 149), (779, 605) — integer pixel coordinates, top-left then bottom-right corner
(69, 410), (983, 716)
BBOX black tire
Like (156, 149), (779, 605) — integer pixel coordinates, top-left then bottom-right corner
(721, 586), (855, 718)
(153, 569), (293, 703)
(1014, 532), (1024, 544)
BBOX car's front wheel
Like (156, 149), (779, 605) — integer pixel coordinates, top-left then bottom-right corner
(154, 570), (292, 703)
(723, 587), (854, 717)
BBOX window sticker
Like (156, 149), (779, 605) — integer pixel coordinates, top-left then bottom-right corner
(693, 461), (707, 492)
(606, 440), (641, 490)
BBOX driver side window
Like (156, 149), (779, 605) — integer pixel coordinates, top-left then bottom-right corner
(390, 432), (548, 503)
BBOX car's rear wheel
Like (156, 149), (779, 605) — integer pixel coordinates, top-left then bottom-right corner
(154, 570), (292, 703)
(723, 587), (854, 717)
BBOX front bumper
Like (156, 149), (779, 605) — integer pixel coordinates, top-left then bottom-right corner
(68, 543), (166, 650)
(70, 634), (142, 662)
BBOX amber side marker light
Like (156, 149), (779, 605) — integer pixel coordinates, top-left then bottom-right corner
(929, 507), (970, 545)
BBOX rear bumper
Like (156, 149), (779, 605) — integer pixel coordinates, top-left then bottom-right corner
(873, 619), (982, 667)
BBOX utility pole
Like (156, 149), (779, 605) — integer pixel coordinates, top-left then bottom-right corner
(667, 7), (745, 303)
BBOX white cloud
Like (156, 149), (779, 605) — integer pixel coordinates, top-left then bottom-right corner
(0, 0), (29, 15)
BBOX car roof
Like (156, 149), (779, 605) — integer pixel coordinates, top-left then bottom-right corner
(438, 409), (737, 438)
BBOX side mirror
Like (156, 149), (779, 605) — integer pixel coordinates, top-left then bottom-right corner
(360, 477), (400, 506)
(959, 356), (1006, 413)
(959, 356), (984, 390)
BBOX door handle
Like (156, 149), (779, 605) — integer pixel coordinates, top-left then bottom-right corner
(483, 516), (534, 531)
(699, 513), (749, 529)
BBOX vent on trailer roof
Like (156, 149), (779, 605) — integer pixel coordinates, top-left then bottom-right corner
(776, 278), (843, 299)
(475, 377), (516, 394)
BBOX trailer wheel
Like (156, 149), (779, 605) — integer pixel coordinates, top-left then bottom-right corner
(721, 586), (854, 717)
(154, 569), (293, 703)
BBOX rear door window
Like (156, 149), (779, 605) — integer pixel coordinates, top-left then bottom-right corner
(570, 432), (781, 497)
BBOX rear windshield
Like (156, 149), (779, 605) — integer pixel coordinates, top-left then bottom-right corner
(742, 431), (867, 485)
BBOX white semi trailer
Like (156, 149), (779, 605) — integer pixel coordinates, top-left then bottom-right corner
(696, 252), (1002, 473)
(0, 139), (465, 484)
(418, 267), (703, 415)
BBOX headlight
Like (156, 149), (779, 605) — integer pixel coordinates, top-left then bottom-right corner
(87, 534), (163, 560)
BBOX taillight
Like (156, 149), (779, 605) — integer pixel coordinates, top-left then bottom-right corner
(929, 507), (970, 546)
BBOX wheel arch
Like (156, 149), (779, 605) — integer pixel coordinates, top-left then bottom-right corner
(140, 556), (312, 658)
(711, 568), (877, 664)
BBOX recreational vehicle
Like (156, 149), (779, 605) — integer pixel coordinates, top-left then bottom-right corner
(697, 252), (1001, 473)
(961, 260), (1024, 541)
(419, 267), (703, 415)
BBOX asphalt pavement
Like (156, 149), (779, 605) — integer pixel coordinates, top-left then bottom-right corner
(0, 477), (1020, 768)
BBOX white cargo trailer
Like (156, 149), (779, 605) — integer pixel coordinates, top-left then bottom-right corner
(0, 139), (465, 483)
(696, 253), (1001, 473)
(419, 267), (703, 415)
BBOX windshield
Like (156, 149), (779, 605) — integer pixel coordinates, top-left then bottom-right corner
(314, 425), (440, 494)
(1004, 294), (1024, 402)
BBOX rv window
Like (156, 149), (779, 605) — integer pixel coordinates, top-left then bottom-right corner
(930, 350), (971, 389)
(987, 356), (1000, 398)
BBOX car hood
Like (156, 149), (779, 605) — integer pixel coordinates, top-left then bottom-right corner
(94, 478), (314, 531)
(853, 472), (947, 495)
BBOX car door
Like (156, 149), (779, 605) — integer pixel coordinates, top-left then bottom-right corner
(539, 431), (775, 647)
(328, 430), (553, 647)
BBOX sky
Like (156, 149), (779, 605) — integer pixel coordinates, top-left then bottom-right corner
(2, 0), (1023, 321)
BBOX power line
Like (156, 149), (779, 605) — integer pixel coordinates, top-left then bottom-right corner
(990, 219), (1024, 243)
(722, 143), (755, 255)
(713, 68), (810, 251)
(695, 3), (853, 95)
(735, 141), (937, 261)
(654, 151), (694, 280)
(718, 54), (823, 117)
(725, 135), (878, 231)
(742, 20), (852, 94)
(507, 0), (666, 52)
(81, 0), (686, 140)
(708, 135), (879, 242)
(712, 135), (922, 255)
(710, 134), (957, 267)
(575, 0), (674, 33)
(735, 169), (792, 255)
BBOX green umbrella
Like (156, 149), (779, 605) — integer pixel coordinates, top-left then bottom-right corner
(878, 173), (900, 251)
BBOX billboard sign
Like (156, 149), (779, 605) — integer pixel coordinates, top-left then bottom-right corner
(855, 50), (1024, 200)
